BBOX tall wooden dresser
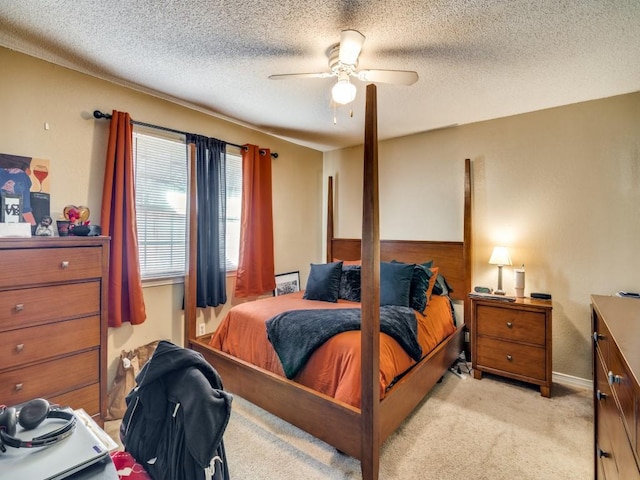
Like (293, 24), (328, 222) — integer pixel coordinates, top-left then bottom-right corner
(592, 294), (640, 479)
(0, 237), (109, 424)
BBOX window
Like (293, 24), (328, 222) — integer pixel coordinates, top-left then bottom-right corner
(133, 128), (188, 280)
(133, 129), (242, 280)
(225, 150), (242, 271)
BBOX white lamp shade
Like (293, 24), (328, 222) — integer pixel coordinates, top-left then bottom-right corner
(489, 246), (512, 266)
(332, 79), (357, 105)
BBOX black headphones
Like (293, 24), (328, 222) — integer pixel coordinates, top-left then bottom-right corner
(0, 398), (76, 453)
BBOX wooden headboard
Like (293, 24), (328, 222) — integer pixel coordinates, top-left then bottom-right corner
(326, 158), (472, 312)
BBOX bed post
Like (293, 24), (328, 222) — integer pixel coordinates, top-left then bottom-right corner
(361, 84), (380, 480)
(327, 176), (334, 263)
(184, 142), (198, 346)
(463, 158), (472, 356)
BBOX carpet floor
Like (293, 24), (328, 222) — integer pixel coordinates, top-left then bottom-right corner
(106, 367), (593, 479)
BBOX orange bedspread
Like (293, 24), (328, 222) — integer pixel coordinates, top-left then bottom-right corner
(209, 291), (455, 408)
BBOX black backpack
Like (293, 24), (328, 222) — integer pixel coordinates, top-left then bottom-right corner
(120, 341), (232, 480)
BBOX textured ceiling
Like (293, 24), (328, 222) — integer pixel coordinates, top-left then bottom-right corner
(1, 1), (639, 152)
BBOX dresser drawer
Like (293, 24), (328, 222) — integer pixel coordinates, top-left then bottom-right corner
(596, 354), (619, 450)
(476, 304), (546, 346)
(609, 344), (636, 446)
(0, 246), (103, 288)
(476, 336), (546, 380)
(0, 281), (100, 330)
(0, 316), (100, 369)
(0, 350), (99, 405)
(594, 312), (611, 369)
(50, 384), (100, 417)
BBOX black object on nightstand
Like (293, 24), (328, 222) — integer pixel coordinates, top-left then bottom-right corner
(531, 292), (552, 300)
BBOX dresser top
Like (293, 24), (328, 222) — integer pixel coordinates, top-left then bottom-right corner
(592, 294), (640, 380)
(0, 236), (109, 249)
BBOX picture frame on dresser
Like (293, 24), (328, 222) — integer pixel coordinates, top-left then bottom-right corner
(274, 271), (300, 296)
(1, 192), (22, 223)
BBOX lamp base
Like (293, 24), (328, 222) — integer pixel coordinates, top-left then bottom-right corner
(494, 290), (506, 296)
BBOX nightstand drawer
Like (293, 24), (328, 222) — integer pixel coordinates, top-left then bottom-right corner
(476, 304), (546, 346)
(476, 337), (546, 380)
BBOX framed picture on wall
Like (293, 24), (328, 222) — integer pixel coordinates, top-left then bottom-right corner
(274, 271), (301, 296)
(1, 193), (22, 223)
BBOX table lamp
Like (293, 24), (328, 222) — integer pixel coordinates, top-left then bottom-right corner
(489, 246), (512, 295)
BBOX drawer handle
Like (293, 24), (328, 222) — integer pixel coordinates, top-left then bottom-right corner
(598, 448), (610, 459)
(15, 383), (23, 391)
(608, 371), (623, 385)
(593, 332), (605, 342)
(15, 303), (24, 312)
(596, 390), (607, 401)
(506, 354), (513, 361)
(61, 260), (70, 269)
(506, 322), (513, 328)
(15, 343), (24, 353)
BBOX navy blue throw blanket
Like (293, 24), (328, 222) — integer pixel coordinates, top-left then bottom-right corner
(266, 306), (422, 379)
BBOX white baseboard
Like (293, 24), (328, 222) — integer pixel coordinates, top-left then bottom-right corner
(552, 371), (592, 390)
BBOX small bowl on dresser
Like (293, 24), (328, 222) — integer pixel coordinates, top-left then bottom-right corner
(69, 225), (91, 236)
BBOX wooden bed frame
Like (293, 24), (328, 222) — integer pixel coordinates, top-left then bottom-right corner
(185, 85), (472, 480)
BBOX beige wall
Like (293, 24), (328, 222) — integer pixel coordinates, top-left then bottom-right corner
(0, 47), (324, 385)
(324, 91), (640, 381)
(4, 45), (639, 384)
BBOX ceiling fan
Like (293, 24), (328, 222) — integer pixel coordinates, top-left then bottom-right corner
(268, 30), (419, 105)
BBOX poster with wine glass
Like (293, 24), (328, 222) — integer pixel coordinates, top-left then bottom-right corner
(0, 153), (50, 234)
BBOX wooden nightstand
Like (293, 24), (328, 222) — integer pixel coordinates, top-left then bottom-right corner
(470, 296), (553, 397)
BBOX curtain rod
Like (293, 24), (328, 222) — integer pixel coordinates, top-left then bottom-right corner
(92, 110), (278, 158)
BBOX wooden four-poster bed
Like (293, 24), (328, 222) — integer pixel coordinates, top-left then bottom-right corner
(185, 85), (472, 480)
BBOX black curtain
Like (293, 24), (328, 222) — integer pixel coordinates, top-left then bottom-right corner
(186, 134), (227, 307)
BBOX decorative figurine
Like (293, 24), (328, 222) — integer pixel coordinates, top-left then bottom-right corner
(35, 215), (54, 236)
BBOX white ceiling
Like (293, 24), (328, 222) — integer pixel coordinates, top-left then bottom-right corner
(1, 1), (639, 152)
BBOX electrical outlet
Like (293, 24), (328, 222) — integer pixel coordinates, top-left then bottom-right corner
(198, 323), (206, 336)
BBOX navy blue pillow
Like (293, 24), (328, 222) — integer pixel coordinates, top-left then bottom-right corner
(409, 264), (432, 313)
(303, 261), (343, 302)
(380, 262), (414, 307)
(390, 260), (432, 312)
(432, 273), (454, 296)
(339, 265), (361, 302)
(420, 260), (434, 269)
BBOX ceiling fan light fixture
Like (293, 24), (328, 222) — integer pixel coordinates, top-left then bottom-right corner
(332, 78), (357, 105)
(338, 30), (365, 65)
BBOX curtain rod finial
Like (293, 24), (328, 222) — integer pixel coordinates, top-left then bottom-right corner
(93, 110), (110, 119)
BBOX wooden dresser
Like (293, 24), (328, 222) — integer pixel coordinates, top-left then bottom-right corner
(471, 296), (553, 397)
(0, 237), (109, 424)
(592, 295), (640, 479)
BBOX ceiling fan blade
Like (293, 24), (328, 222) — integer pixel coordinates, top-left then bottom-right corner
(339, 29), (365, 65)
(356, 69), (419, 85)
(268, 72), (334, 80)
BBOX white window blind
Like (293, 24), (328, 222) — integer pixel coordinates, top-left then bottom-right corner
(133, 129), (242, 280)
(225, 151), (242, 271)
(133, 129), (187, 280)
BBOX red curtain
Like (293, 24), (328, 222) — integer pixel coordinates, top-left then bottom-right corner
(100, 110), (147, 327)
(234, 145), (276, 297)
